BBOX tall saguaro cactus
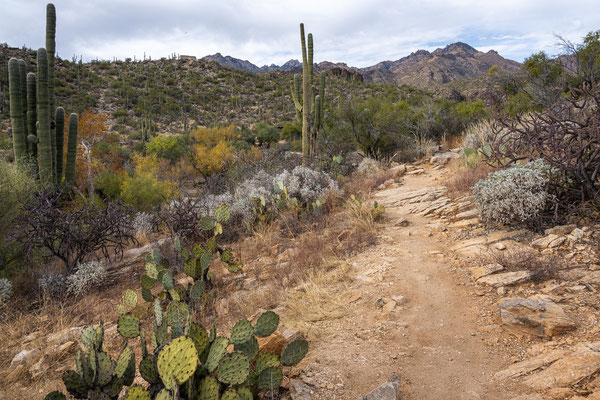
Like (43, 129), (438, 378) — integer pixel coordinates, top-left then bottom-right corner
(7, 3), (78, 187)
(37, 48), (53, 185)
(8, 58), (26, 163)
(65, 113), (78, 185)
(26, 72), (37, 161)
(292, 23), (326, 163)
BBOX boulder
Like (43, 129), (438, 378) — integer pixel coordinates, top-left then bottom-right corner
(499, 296), (576, 337)
(477, 271), (533, 287)
(10, 348), (41, 368)
(429, 152), (460, 166)
(544, 225), (576, 236)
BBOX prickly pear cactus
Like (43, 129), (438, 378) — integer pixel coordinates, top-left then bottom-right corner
(118, 313), (141, 338)
(256, 353), (280, 373)
(281, 338), (309, 366)
(217, 352), (250, 385)
(254, 311), (279, 338)
(44, 392), (66, 400)
(156, 336), (198, 390)
(198, 376), (220, 400)
(257, 366), (283, 390)
(123, 386), (151, 400)
(204, 337), (229, 373)
(122, 289), (138, 307)
(230, 319), (253, 345)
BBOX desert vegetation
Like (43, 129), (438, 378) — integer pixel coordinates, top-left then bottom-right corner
(3, 2), (600, 400)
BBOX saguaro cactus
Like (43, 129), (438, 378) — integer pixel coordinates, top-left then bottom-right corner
(8, 58), (27, 163)
(37, 48), (54, 185)
(47, 4), (57, 183)
(65, 113), (78, 185)
(26, 72), (37, 161)
(292, 23), (325, 163)
(55, 107), (64, 182)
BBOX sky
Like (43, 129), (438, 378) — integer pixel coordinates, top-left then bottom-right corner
(2, 0), (600, 68)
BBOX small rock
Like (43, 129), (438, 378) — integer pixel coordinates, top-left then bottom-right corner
(383, 300), (397, 313)
(497, 287), (506, 295)
(289, 379), (313, 400)
(494, 242), (507, 250)
(469, 263), (505, 280)
(392, 295), (408, 304)
(532, 234), (566, 249)
(356, 374), (401, 400)
(429, 152), (460, 166)
(394, 218), (410, 227)
(454, 209), (479, 221)
(375, 298), (385, 308)
(568, 228), (585, 242)
(11, 348), (41, 368)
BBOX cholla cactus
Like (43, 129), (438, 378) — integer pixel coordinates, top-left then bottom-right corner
(0, 278), (12, 303)
(39, 273), (66, 299)
(473, 159), (556, 225)
(66, 260), (107, 297)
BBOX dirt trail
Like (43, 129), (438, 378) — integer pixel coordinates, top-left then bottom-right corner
(296, 166), (526, 400)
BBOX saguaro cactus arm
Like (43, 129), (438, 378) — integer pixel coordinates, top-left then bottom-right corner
(8, 58), (27, 163)
(65, 113), (78, 185)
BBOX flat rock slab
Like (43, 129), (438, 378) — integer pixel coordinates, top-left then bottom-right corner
(532, 234), (566, 249)
(499, 295), (576, 337)
(523, 343), (600, 390)
(477, 271), (533, 287)
(494, 349), (569, 380)
(470, 263), (505, 280)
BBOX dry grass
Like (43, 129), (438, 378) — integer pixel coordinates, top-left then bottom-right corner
(482, 247), (563, 283)
(281, 259), (353, 339)
(445, 158), (493, 199)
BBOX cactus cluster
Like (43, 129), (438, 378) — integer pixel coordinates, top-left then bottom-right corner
(138, 205), (240, 307)
(291, 23), (326, 162)
(47, 204), (308, 399)
(56, 323), (136, 399)
(8, 3), (77, 186)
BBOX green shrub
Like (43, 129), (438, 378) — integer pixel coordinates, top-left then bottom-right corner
(254, 122), (279, 145)
(121, 173), (175, 212)
(146, 135), (187, 163)
(280, 121), (301, 141)
(96, 171), (126, 199)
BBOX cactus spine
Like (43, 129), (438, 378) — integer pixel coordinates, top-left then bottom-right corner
(8, 58), (27, 163)
(55, 107), (64, 182)
(295, 23), (325, 162)
(37, 48), (53, 185)
(65, 113), (78, 185)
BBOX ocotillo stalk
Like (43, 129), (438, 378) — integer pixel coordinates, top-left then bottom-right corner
(65, 113), (78, 185)
(55, 107), (64, 182)
(37, 48), (53, 186)
(8, 58), (27, 163)
(26, 72), (37, 162)
(300, 23), (310, 162)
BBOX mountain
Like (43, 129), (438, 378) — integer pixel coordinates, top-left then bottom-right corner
(360, 42), (521, 88)
(201, 42), (521, 90)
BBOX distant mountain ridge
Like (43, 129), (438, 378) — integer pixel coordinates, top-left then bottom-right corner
(202, 42), (522, 88)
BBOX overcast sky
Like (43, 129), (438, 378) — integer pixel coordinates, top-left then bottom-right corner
(2, 0), (600, 68)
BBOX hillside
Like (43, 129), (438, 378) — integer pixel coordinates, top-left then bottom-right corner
(0, 45), (375, 136)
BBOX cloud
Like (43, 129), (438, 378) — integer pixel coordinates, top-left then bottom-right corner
(2, 0), (600, 67)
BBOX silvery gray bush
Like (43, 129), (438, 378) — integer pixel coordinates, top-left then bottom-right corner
(133, 212), (154, 237)
(356, 158), (381, 175)
(474, 159), (555, 225)
(38, 273), (66, 299)
(0, 278), (12, 303)
(65, 260), (107, 297)
(273, 166), (340, 204)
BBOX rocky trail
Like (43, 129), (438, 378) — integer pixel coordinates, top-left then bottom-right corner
(291, 165), (525, 399)
(294, 161), (600, 400)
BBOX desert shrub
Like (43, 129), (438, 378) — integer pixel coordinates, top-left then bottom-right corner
(473, 159), (556, 225)
(121, 172), (177, 212)
(462, 119), (498, 150)
(95, 170), (126, 199)
(254, 122), (279, 145)
(38, 273), (66, 299)
(133, 212), (154, 238)
(356, 158), (381, 175)
(20, 190), (137, 273)
(446, 161), (493, 197)
(65, 260), (107, 297)
(146, 135), (187, 163)
(0, 278), (12, 303)
(273, 166), (341, 205)
(280, 121), (301, 141)
(485, 247), (562, 283)
(345, 194), (385, 231)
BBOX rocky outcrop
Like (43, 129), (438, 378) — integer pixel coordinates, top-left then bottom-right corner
(356, 374), (402, 400)
(498, 296), (576, 337)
